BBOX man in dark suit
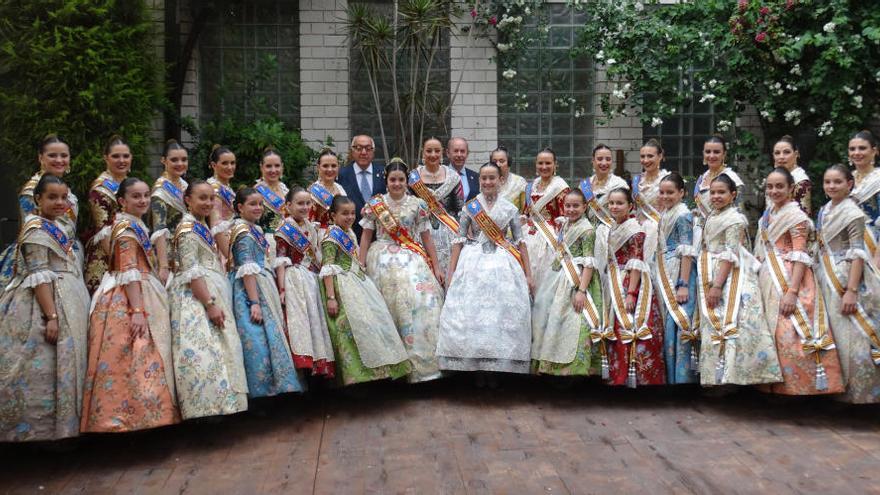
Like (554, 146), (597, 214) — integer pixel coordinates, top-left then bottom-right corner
(338, 134), (386, 239)
(447, 137), (479, 202)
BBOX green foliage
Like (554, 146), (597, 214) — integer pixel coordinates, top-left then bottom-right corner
(0, 0), (163, 198)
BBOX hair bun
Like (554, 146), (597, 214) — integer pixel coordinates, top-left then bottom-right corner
(165, 138), (179, 145)
(211, 143), (222, 152)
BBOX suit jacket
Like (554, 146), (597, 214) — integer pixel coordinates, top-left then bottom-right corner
(461, 167), (480, 202)
(338, 162), (387, 239)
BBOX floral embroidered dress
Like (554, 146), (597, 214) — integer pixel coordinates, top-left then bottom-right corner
(0, 215), (89, 441)
(692, 167), (744, 248)
(632, 170), (669, 263)
(531, 216), (601, 376)
(410, 165), (462, 277)
(499, 172), (528, 212)
(208, 176), (237, 265)
(150, 174), (188, 270)
(168, 214), (248, 419)
(0, 172), (80, 289)
(697, 205), (782, 386)
(654, 204), (699, 384)
(83, 172), (121, 293)
(308, 181), (347, 237)
(228, 219), (303, 397)
(603, 216), (666, 386)
(756, 202), (844, 395)
(254, 179), (288, 235)
(320, 226), (410, 386)
(524, 176), (570, 291)
(82, 213), (180, 432)
(790, 167), (812, 216)
(851, 167), (880, 258)
(275, 218), (334, 377)
(586, 173), (628, 227)
(361, 194), (444, 383)
(585, 173), (628, 277)
(437, 195), (532, 373)
(815, 198), (880, 403)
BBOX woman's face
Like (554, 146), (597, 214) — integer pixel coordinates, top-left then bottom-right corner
(237, 193), (264, 223)
(162, 149), (189, 179)
(639, 146), (662, 173)
(658, 180), (684, 210)
(185, 183), (215, 218)
(703, 142), (726, 170)
(593, 148), (613, 176)
(288, 191), (312, 222)
(765, 171), (792, 208)
(709, 181), (735, 210)
(607, 191), (632, 222)
(39, 142), (71, 177)
(318, 155), (339, 183)
(261, 154), (284, 183)
(386, 170), (408, 197)
(422, 139), (443, 167)
(119, 181), (150, 217)
(772, 142), (798, 170)
(848, 137), (877, 169)
(104, 144), (132, 178)
(332, 203), (356, 230)
(535, 151), (556, 179)
(480, 166), (500, 195)
(491, 150), (510, 177)
(823, 169), (852, 202)
(36, 183), (70, 220)
(211, 152), (236, 182)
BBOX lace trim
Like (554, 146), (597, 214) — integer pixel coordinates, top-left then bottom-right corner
(175, 266), (208, 285)
(623, 258), (650, 273)
(674, 244), (697, 258)
(21, 270), (58, 289)
(115, 268), (143, 285)
(782, 251), (814, 266)
(211, 219), (234, 236)
(843, 248), (871, 263)
(273, 256), (292, 268)
(319, 264), (345, 277)
(572, 256), (596, 269)
(150, 228), (169, 243)
(715, 250), (739, 265)
(451, 236), (469, 245)
(234, 262), (263, 279)
(91, 225), (111, 244)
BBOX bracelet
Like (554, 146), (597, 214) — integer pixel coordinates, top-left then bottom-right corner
(327, 295), (336, 301)
(577, 288), (587, 294)
(128, 307), (145, 315)
(205, 296), (216, 309)
(627, 290), (639, 297)
(846, 287), (859, 293)
(42, 312), (58, 322)
(245, 299), (259, 308)
(675, 279), (688, 289)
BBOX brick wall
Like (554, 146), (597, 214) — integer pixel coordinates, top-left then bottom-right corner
(146, 0), (166, 177)
(299, 0), (350, 155)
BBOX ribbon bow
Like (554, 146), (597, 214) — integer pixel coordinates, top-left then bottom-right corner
(711, 326), (738, 345)
(619, 326), (652, 345)
(590, 326), (618, 344)
(680, 328), (701, 344)
(801, 335), (836, 355)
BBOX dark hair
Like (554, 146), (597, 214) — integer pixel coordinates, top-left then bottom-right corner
(565, 188), (587, 203)
(480, 161), (501, 175)
(116, 177), (147, 200)
(234, 186), (260, 214)
(768, 166), (794, 187)
(641, 138), (664, 155)
(537, 147), (557, 162)
(39, 134), (69, 154)
(104, 134), (129, 155)
(710, 173), (737, 193)
(385, 158), (409, 180)
(316, 147), (337, 164)
(34, 174), (66, 199)
(592, 144), (612, 157)
(285, 185), (307, 203)
(704, 135), (727, 150)
(660, 171), (686, 192)
(423, 136), (443, 148)
(261, 147), (281, 162)
(775, 135), (798, 152)
(607, 187), (633, 205)
(850, 129), (878, 148)
(825, 163), (854, 184)
(163, 138), (186, 157)
(490, 146), (512, 168)
(209, 144), (234, 164)
(329, 194), (354, 215)
(184, 178), (210, 198)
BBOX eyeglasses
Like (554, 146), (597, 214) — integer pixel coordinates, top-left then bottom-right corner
(352, 145), (374, 152)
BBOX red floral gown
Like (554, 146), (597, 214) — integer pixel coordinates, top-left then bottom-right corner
(606, 230), (666, 386)
(83, 173), (120, 293)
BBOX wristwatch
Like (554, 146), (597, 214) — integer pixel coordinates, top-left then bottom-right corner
(245, 299), (259, 308)
(205, 296), (216, 308)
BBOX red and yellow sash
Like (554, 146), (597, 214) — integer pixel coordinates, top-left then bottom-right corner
(367, 195), (434, 270)
(465, 198), (525, 272)
(408, 169), (459, 234)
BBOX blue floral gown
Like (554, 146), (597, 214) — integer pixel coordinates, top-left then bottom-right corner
(228, 219), (303, 397)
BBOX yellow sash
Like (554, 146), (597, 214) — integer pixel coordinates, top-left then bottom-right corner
(697, 248), (743, 384)
(607, 243), (654, 388)
(368, 195), (434, 271)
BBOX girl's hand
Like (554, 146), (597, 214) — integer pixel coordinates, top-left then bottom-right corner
(526, 275), (535, 298)
(625, 293), (636, 313)
(249, 303), (263, 324)
(780, 290), (797, 316)
(675, 286), (689, 304)
(207, 304), (225, 327)
(279, 290), (285, 304)
(158, 267), (170, 284)
(572, 291), (586, 313)
(327, 298), (339, 317)
(842, 289), (859, 315)
(44, 318), (59, 344)
(707, 286), (722, 309)
(433, 266), (445, 286)
(130, 312), (147, 339)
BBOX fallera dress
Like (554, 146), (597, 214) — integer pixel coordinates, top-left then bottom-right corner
(523, 176), (570, 292)
(361, 194), (444, 383)
(81, 213), (180, 432)
(168, 214), (249, 419)
(852, 167), (880, 259)
(408, 165), (463, 277)
(83, 171), (121, 293)
(150, 174), (188, 270)
(228, 219), (304, 397)
(0, 215), (89, 441)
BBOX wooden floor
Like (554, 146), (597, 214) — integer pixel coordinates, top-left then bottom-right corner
(2, 375), (880, 494)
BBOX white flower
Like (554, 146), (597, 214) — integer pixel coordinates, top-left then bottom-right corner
(773, 82), (782, 90)
(575, 107), (586, 118)
(818, 121), (834, 137)
(595, 50), (605, 60)
(784, 109), (802, 125)
(716, 120), (733, 132)
(524, 7), (530, 15)
(760, 110), (774, 122)
(606, 58), (617, 65)
(612, 87), (626, 99)
(786, 83), (797, 91)
(699, 93), (716, 103)
(497, 43), (511, 52)
(790, 64), (802, 76)
(824, 22), (836, 33)
(502, 69), (517, 80)
(709, 79), (718, 88)
(854, 95), (864, 108)
(651, 117), (663, 127)
(843, 85), (854, 95)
